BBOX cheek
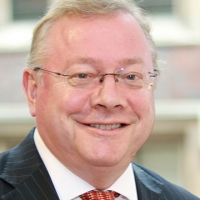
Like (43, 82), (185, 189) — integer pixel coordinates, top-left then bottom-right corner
(35, 76), (93, 121)
(127, 90), (155, 116)
(128, 91), (155, 146)
(61, 88), (92, 114)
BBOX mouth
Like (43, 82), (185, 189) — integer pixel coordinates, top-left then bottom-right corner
(89, 124), (125, 130)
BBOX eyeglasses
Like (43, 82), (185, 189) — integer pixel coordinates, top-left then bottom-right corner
(33, 67), (158, 89)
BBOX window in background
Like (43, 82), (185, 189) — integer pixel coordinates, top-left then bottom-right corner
(12, 0), (47, 20)
(135, 0), (174, 15)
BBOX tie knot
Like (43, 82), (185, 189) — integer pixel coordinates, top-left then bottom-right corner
(79, 190), (120, 200)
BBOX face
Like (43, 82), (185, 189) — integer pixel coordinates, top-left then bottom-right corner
(23, 13), (155, 173)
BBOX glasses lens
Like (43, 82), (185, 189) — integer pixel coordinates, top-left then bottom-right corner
(64, 72), (99, 88)
(116, 68), (151, 89)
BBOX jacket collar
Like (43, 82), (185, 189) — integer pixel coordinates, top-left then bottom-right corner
(133, 163), (165, 200)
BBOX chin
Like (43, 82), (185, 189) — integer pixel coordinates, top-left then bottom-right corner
(84, 154), (124, 168)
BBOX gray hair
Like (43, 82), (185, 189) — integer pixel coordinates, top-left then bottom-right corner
(27, 0), (158, 72)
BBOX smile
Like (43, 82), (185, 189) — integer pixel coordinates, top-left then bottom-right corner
(89, 124), (123, 130)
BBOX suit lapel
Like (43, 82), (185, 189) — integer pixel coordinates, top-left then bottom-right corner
(132, 163), (165, 200)
(2, 165), (59, 200)
(0, 128), (59, 200)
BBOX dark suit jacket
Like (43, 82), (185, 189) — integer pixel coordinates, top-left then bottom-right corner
(0, 128), (199, 200)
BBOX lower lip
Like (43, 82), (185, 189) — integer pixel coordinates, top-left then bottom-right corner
(86, 124), (126, 136)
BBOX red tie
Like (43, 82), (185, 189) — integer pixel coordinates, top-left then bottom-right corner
(79, 190), (120, 200)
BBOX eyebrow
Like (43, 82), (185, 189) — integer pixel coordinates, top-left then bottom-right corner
(66, 56), (143, 67)
(67, 57), (101, 66)
(118, 57), (143, 66)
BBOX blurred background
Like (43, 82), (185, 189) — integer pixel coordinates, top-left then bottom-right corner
(0, 0), (200, 197)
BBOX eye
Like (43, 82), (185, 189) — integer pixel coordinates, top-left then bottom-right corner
(77, 73), (89, 79)
(125, 73), (142, 81)
(126, 74), (137, 80)
(65, 70), (98, 88)
(70, 73), (91, 79)
(69, 72), (95, 82)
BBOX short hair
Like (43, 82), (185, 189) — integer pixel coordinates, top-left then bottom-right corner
(27, 0), (158, 72)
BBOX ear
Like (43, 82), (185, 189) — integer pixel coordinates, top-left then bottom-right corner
(22, 68), (38, 117)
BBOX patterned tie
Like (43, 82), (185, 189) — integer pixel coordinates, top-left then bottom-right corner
(79, 190), (120, 200)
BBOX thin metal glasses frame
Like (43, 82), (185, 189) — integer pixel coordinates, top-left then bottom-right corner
(33, 67), (158, 89)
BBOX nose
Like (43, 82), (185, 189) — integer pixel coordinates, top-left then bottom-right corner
(99, 73), (119, 83)
(90, 75), (127, 110)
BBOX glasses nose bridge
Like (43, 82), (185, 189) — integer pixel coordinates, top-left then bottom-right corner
(99, 73), (119, 83)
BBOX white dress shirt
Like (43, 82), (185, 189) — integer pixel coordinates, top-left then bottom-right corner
(34, 128), (138, 200)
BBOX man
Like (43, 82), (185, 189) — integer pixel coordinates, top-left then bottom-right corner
(0, 0), (199, 199)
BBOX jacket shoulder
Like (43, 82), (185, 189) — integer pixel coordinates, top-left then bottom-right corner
(0, 149), (15, 195)
(132, 162), (200, 200)
(0, 128), (42, 196)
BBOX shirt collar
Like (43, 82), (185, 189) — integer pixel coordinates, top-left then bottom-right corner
(34, 128), (138, 200)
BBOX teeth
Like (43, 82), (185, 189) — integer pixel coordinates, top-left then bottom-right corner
(90, 124), (121, 130)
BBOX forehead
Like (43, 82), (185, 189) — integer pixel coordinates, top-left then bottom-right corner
(46, 13), (152, 71)
(50, 13), (147, 43)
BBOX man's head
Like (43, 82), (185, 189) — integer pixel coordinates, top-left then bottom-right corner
(23, 0), (158, 188)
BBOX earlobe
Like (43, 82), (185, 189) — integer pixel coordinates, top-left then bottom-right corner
(22, 68), (37, 117)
